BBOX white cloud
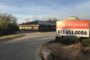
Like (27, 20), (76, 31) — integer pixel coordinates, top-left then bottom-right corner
(70, 1), (90, 19)
(1, 0), (90, 23)
(75, 1), (90, 10)
(0, 3), (10, 9)
(52, 0), (90, 19)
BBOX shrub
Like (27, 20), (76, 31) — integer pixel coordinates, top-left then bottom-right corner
(81, 38), (90, 47)
(0, 13), (19, 35)
(55, 36), (79, 45)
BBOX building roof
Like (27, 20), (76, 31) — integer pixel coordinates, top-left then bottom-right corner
(19, 21), (38, 25)
(19, 20), (56, 25)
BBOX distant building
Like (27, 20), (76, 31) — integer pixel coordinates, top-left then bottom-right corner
(19, 20), (56, 31)
(64, 16), (80, 20)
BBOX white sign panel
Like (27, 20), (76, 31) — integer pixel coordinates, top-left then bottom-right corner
(57, 20), (90, 37)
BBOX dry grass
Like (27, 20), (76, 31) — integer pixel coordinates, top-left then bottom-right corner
(0, 33), (24, 41)
(38, 38), (90, 60)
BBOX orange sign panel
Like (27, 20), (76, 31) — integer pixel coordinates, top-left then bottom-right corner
(57, 20), (89, 29)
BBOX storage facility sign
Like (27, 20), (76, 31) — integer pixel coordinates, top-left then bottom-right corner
(57, 20), (90, 37)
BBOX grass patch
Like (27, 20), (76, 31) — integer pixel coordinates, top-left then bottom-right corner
(0, 33), (25, 41)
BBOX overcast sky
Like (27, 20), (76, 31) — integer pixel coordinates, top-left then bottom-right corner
(0, 0), (90, 23)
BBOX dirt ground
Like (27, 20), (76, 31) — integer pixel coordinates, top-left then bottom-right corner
(38, 39), (90, 60)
